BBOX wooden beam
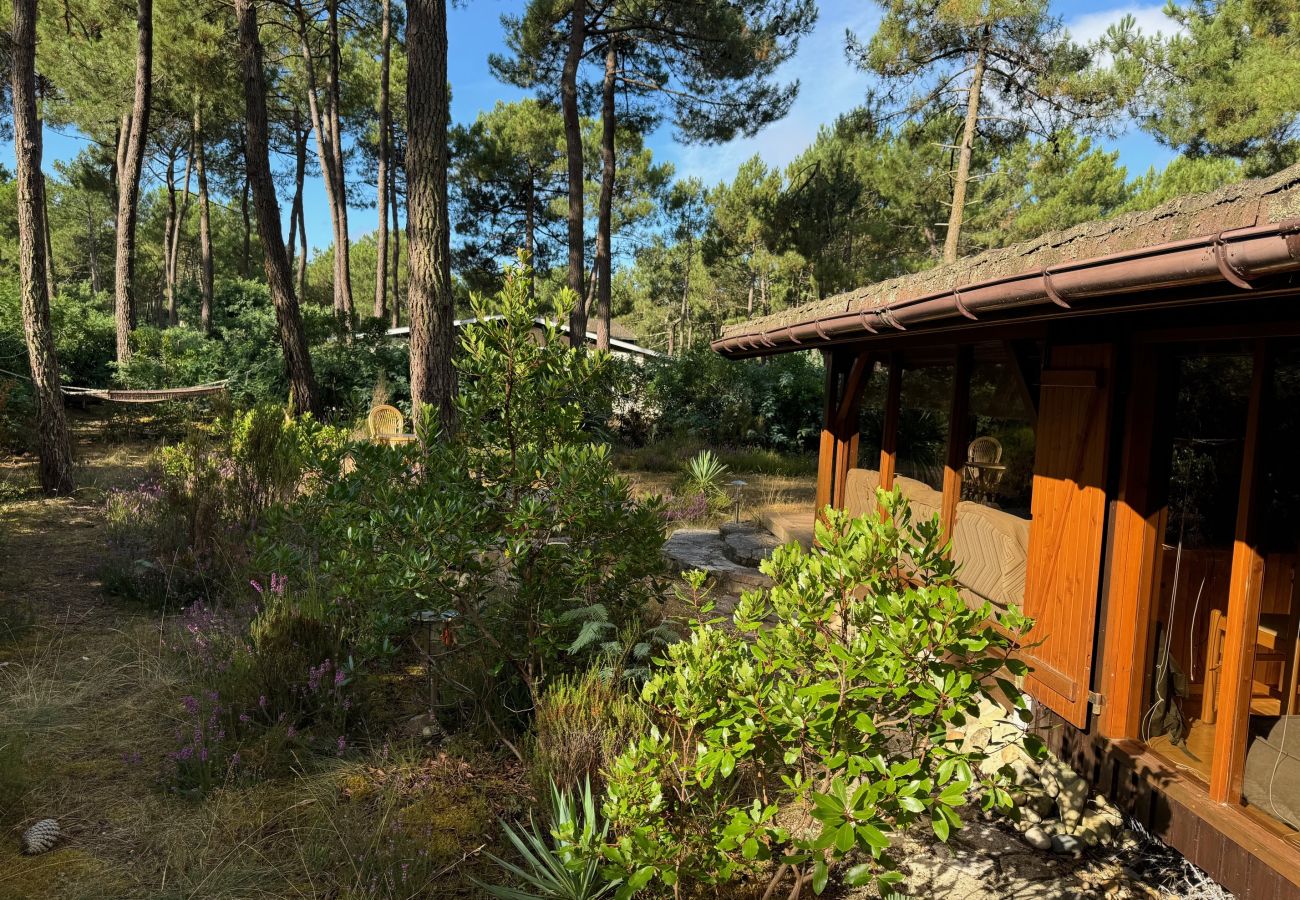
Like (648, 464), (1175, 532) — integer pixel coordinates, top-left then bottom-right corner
(940, 347), (972, 545)
(815, 349), (840, 517)
(1097, 347), (1164, 740)
(1003, 339), (1040, 422)
(1210, 340), (1272, 804)
(878, 353), (902, 492)
(832, 352), (874, 509)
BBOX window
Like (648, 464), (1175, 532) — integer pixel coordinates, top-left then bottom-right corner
(1233, 348), (1300, 832)
(1143, 347), (1254, 784)
(949, 349), (1039, 612)
(894, 363), (953, 520)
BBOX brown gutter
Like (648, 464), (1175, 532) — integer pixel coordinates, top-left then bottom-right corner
(712, 221), (1300, 357)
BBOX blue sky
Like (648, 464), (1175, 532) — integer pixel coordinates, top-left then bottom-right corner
(21, 0), (1181, 254)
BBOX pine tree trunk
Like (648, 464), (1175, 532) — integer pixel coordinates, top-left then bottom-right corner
(297, 195), (309, 302)
(326, 0), (354, 325)
(12, 0), (74, 494)
(113, 0), (152, 363)
(943, 31), (988, 265)
(195, 108), (214, 332)
(288, 118), (307, 273)
(594, 39), (616, 352)
(39, 163), (56, 303)
(390, 154), (401, 327)
(561, 0), (586, 348)
(406, 0), (456, 431)
(296, 3), (350, 324)
(373, 0), (391, 320)
(162, 149), (176, 325)
(167, 131), (195, 327)
(236, 0), (319, 417)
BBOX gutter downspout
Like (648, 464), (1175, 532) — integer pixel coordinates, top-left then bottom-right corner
(713, 222), (1300, 357)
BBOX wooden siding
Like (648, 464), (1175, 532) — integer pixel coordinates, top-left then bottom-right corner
(1021, 343), (1116, 728)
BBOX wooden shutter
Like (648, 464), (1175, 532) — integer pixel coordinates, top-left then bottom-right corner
(1021, 344), (1115, 728)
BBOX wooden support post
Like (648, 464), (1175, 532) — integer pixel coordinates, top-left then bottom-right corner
(1210, 340), (1272, 804)
(832, 351), (874, 509)
(878, 353), (902, 492)
(815, 350), (843, 517)
(1097, 347), (1164, 740)
(940, 346), (972, 544)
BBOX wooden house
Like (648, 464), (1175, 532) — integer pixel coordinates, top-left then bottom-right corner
(711, 163), (1300, 898)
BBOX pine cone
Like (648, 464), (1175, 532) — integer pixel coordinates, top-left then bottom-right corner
(21, 818), (60, 855)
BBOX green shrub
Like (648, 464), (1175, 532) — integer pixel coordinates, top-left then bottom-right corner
(255, 264), (669, 736)
(600, 493), (1037, 899)
(532, 668), (649, 797)
(631, 349), (824, 453)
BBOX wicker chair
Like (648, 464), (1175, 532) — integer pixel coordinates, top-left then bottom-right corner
(367, 404), (405, 445)
(963, 435), (1005, 503)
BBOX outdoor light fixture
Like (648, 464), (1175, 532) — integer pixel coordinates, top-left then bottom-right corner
(728, 479), (748, 524)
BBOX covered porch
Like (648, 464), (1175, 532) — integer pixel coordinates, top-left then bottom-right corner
(713, 163), (1300, 898)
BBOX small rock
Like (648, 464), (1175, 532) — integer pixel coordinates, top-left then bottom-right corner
(1050, 832), (1083, 856)
(1023, 825), (1052, 850)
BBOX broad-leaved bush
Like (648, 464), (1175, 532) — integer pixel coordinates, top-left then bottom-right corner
(601, 493), (1036, 898)
(256, 265), (668, 735)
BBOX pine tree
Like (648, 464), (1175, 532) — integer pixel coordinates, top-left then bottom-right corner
(493, 0), (816, 348)
(848, 0), (1109, 263)
(11, 0), (75, 493)
(406, 0), (457, 430)
(1100, 1), (1300, 176)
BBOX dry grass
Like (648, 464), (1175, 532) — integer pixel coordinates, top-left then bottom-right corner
(0, 412), (505, 899)
(623, 468), (816, 531)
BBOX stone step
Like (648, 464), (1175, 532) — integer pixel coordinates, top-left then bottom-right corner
(718, 521), (783, 568)
(663, 528), (772, 598)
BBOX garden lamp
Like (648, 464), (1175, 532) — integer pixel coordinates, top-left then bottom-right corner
(728, 479), (748, 524)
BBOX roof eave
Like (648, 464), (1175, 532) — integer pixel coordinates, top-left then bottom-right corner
(713, 221), (1300, 358)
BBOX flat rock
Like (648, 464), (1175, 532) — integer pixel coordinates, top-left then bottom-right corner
(663, 529), (772, 596)
(719, 522), (783, 567)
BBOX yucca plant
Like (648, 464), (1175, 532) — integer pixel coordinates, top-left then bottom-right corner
(682, 450), (728, 498)
(475, 778), (618, 900)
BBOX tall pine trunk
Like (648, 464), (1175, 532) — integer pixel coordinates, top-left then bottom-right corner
(594, 39), (617, 352)
(406, 0), (456, 431)
(373, 0), (391, 320)
(296, 3), (351, 324)
(113, 0), (152, 363)
(162, 149), (176, 325)
(236, 0), (319, 417)
(288, 117), (307, 273)
(943, 29), (988, 264)
(195, 108), (214, 332)
(326, 0), (354, 324)
(12, 0), (74, 494)
(561, 0), (586, 348)
(389, 154), (401, 328)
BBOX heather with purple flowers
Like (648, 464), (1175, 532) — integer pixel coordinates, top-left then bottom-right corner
(167, 690), (238, 796)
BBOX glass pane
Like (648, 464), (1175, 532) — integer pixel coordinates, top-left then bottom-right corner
(1238, 347), (1300, 833)
(845, 363), (890, 517)
(951, 354), (1037, 612)
(1143, 349), (1253, 785)
(896, 364), (953, 501)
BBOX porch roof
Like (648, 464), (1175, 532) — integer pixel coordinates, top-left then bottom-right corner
(713, 162), (1300, 358)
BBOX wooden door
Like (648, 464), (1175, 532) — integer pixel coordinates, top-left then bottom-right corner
(1021, 344), (1115, 728)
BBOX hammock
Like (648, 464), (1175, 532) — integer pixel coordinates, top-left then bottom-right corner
(1, 367), (231, 403)
(61, 380), (230, 403)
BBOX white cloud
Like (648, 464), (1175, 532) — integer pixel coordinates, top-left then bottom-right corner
(1065, 3), (1178, 45)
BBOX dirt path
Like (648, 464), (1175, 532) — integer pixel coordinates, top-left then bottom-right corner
(0, 422), (188, 899)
